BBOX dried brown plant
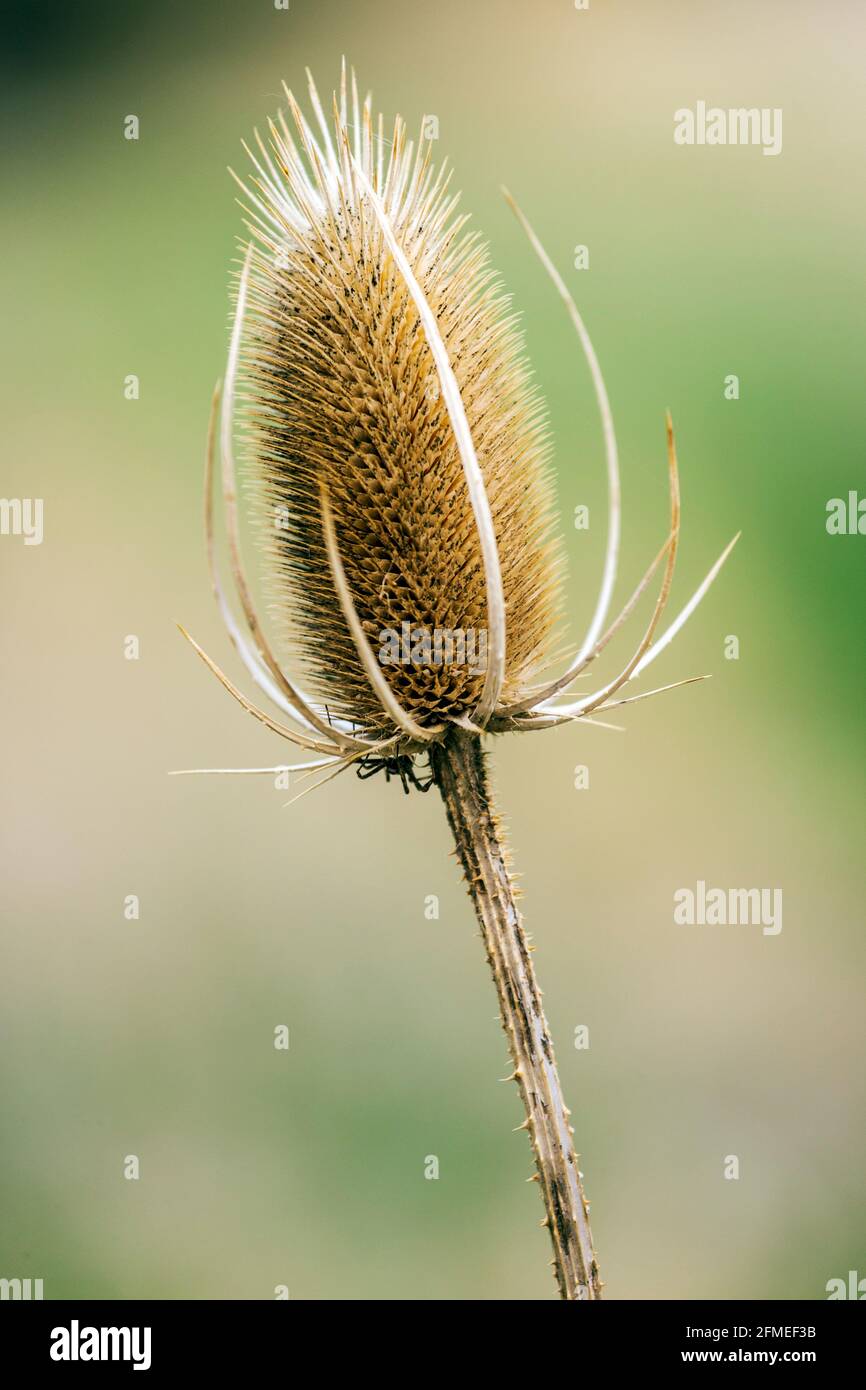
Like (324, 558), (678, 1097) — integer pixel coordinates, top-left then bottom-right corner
(177, 62), (738, 1300)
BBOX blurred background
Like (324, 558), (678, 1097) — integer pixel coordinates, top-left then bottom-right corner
(1, 0), (864, 1299)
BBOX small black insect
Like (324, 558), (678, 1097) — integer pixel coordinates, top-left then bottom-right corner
(355, 752), (435, 794)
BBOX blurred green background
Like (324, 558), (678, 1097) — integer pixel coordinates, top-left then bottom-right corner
(1, 0), (864, 1300)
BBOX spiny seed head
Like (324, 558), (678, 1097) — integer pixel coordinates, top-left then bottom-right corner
(234, 69), (564, 736)
(183, 65), (737, 783)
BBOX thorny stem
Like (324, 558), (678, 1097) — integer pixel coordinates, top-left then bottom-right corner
(430, 728), (602, 1301)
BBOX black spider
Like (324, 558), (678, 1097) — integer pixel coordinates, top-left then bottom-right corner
(355, 752), (436, 794)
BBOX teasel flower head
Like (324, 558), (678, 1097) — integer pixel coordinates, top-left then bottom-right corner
(178, 63), (738, 1298)
(182, 62), (737, 780)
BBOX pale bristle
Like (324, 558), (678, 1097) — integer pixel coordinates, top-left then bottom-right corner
(233, 71), (564, 733)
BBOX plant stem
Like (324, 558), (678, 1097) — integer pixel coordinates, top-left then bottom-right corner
(430, 727), (602, 1301)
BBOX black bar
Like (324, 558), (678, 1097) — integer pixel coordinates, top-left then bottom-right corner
(2, 1299), (859, 1374)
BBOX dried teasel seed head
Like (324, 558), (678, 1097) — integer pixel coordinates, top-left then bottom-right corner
(177, 62), (740, 1304)
(230, 68), (565, 739)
